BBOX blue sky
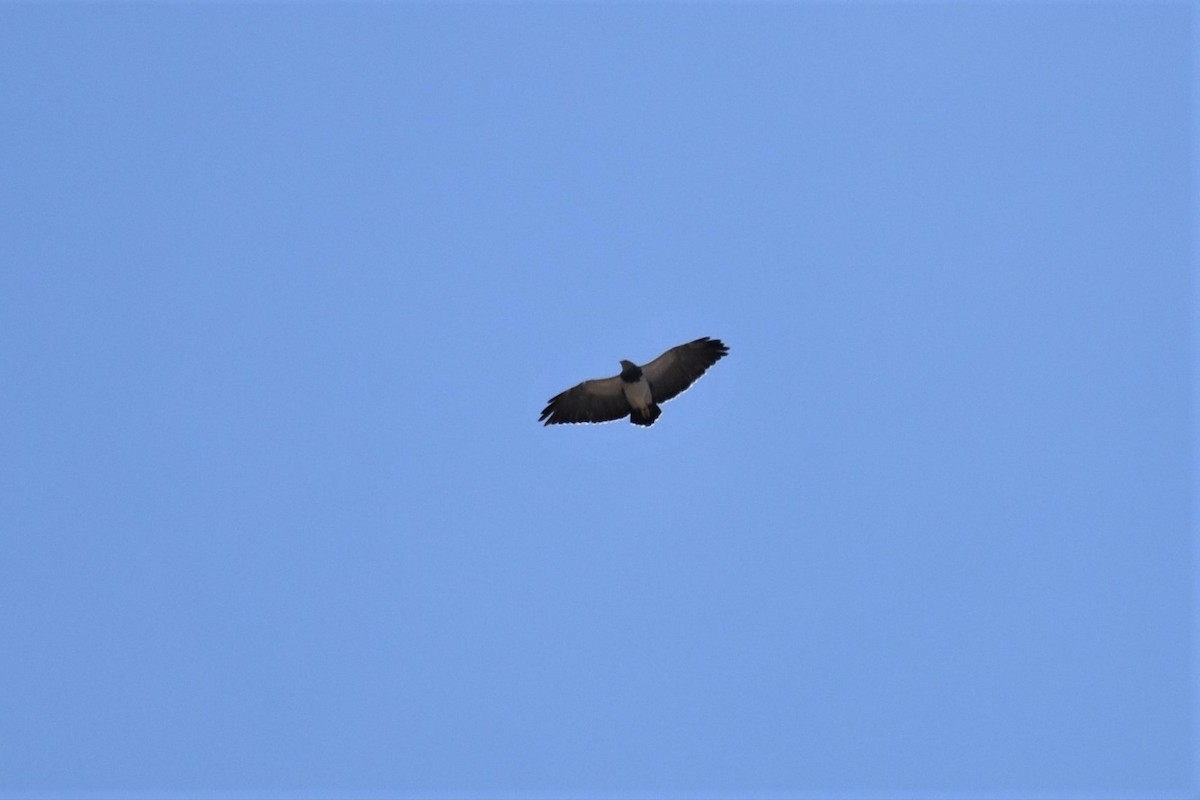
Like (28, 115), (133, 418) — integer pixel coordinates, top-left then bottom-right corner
(0, 3), (1193, 798)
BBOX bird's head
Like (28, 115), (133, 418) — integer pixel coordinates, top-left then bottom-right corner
(619, 359), (637, 370)
(618, 359), (642, 382)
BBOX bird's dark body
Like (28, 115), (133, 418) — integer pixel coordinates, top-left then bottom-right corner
(540, 337), (728, 427)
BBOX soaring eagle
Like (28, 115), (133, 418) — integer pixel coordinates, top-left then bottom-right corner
(540, 337), (729, 427)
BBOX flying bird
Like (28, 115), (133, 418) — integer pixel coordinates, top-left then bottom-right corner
(540, 337), (729, 427)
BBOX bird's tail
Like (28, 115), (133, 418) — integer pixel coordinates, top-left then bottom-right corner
(630, 404), (662, 427)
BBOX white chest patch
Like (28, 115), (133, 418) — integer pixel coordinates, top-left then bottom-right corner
(622, 378), (653, 412)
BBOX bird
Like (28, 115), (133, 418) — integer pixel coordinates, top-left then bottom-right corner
(540, 337), (729, 427)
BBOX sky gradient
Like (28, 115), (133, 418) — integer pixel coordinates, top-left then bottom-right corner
(0, 3), (1194, 798)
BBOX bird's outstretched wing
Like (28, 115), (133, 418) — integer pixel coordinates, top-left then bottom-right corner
(540, 375), (630, 425)
(642, 337), (729, 404)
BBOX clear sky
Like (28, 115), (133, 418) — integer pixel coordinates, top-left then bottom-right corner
(0, 3), (1193, 798)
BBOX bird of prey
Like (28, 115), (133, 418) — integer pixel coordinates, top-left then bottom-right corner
(540, 337), (729, 427)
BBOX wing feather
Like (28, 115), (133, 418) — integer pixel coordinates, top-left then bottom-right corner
(641, 337), (729, 404)
(539, 375), (630, 425)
